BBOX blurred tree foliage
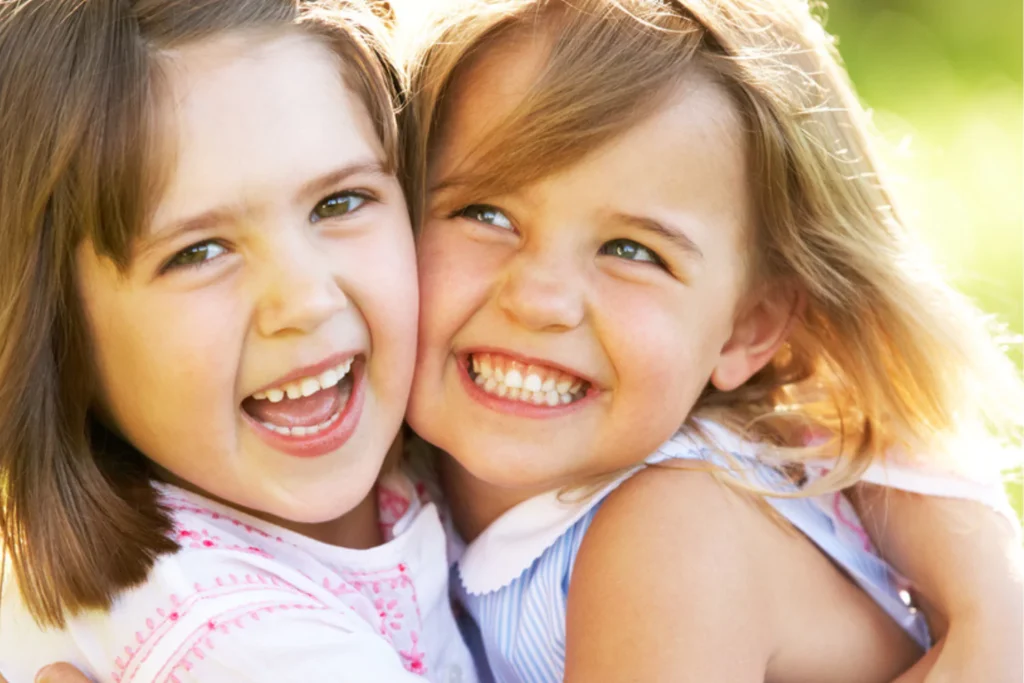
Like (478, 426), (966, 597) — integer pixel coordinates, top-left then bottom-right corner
(826, 0), (1022, 516)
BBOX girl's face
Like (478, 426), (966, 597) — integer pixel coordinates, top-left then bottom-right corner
(77, 32), (418, 527)
(407, 37), (789, 492)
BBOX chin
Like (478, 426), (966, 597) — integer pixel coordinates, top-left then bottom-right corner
(260, 477), (378, 526)
(453, 440), (576, 492)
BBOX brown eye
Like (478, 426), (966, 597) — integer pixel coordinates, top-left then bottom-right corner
(456, 204), (515, 231)
(163, 241), (227, 272)
(311, 192), (368, 222)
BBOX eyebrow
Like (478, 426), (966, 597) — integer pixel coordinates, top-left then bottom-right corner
(613, 212), (705, 260)
(297, 159), (389, 200)
(136, 159), (388, 261)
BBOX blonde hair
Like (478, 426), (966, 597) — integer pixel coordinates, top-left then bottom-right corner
(405, 0), (1023, 489)
(0, 0), (402, 628)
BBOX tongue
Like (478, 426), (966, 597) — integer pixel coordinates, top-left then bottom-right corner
(244, 386), (343, 428)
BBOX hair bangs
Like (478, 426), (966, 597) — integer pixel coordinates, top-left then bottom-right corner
(423, 1), (712, 209)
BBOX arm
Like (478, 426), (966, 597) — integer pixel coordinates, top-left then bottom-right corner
(563, 468), (776, 683)
(850, 483), (1024, 683)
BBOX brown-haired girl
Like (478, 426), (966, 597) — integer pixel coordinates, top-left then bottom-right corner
(0, 1), (477, 680)
(403, 0), (1024, 681)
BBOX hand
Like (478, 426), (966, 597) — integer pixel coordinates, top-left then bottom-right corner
(0, 663), (94, 683)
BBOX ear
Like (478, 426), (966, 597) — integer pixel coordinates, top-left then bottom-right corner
(710, 281), (804, 392)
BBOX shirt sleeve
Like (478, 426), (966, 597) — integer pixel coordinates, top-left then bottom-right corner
(859, 457), (1020, 532)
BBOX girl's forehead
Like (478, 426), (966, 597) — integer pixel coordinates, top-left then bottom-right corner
(432, 28), (744, 205)
(148, 31), (382, 238)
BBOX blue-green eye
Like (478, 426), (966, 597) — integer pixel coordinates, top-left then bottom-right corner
(599, 239), (664, 266)
(455, 204), (515, 231)
(311, 192), (368, 222)
(163, 241), (227, 272)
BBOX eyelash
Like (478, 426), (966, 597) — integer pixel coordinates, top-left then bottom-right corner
(454, 204), (667, 269)
(159, 190), (377, 274)
(452, 204), (516, 231)
(309, 189), (376, 223)
(598, 238), (666, 268)
(160, 240), (228, 274)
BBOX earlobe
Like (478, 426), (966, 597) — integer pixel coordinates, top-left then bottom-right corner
(711, 283), (804, 392)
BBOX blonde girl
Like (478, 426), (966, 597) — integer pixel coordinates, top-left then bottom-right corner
(403, 0), (1024, 681)
(0, 1), (476, 681)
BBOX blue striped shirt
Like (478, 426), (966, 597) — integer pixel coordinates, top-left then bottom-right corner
(453, 425), (931, 683)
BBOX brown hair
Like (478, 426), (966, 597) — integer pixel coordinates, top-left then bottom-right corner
(405, 0), (1023, 487)
(0, 0), (403, 627)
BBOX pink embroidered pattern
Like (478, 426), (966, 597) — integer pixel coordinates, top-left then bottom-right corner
(321, 563), (428, 676)
(174, 527), (274, 559)
(830, 491), (873, 552)
(112, 573), (324, 683)
(377, 484), (411, 541)
(804, 465), (874, 553)
(140, 484), (431, 678)
(158, 600), (329, 683)
(162, 497), (288, 546)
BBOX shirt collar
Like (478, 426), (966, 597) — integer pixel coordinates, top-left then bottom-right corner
(454, 421), (756, 596)
(455, 465), (641, 595)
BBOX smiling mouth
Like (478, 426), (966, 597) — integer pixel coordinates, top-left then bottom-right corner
(466, 352), (590, 407)
(242, 356), (358, 437)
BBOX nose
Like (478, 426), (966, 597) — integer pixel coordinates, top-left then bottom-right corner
(496, 251), (585, 332)
(255, 240), (348, 337)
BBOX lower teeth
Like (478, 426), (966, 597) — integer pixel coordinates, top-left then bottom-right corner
(262, 410), (340, 437)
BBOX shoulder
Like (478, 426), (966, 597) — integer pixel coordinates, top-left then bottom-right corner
(580, 463), (783, 580)
(563, 466), (781, 681)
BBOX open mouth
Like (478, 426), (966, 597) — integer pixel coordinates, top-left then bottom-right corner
(465, 352), (590, 407)
(242, 356), (359, 438)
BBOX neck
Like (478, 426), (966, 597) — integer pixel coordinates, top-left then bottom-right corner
(154, 463), (389, 551)
(438, 451), (549, 543)
(274, 487), (383, 548)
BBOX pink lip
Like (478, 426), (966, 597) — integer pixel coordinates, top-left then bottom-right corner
(249, 351), (361, 397)
(243, 359), (366, 458)
(456, 354), (598, 420)
(459, 346), (600, 388)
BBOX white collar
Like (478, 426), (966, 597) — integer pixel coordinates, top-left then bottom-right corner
(455, 422), (753, 596)
(455, 465), (642, 595)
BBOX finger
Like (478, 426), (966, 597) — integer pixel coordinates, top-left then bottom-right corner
(34, 663), (95, 683)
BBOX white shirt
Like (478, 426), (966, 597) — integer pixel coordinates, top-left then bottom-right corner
(0, 471), (477, 683)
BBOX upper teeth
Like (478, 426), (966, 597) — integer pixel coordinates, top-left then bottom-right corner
(251, 358), (353, 403)
(470, 353), (586, 406)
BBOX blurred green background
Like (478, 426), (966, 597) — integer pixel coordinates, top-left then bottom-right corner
(825, 0), (1022, 520)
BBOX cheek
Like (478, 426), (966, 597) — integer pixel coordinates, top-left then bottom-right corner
(415, 221), (499, 354)
(335, 217), (419, 407)
(364, 227), (419, 338)
(87, 285), (245, 445)
(596, 283), (728, 411)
